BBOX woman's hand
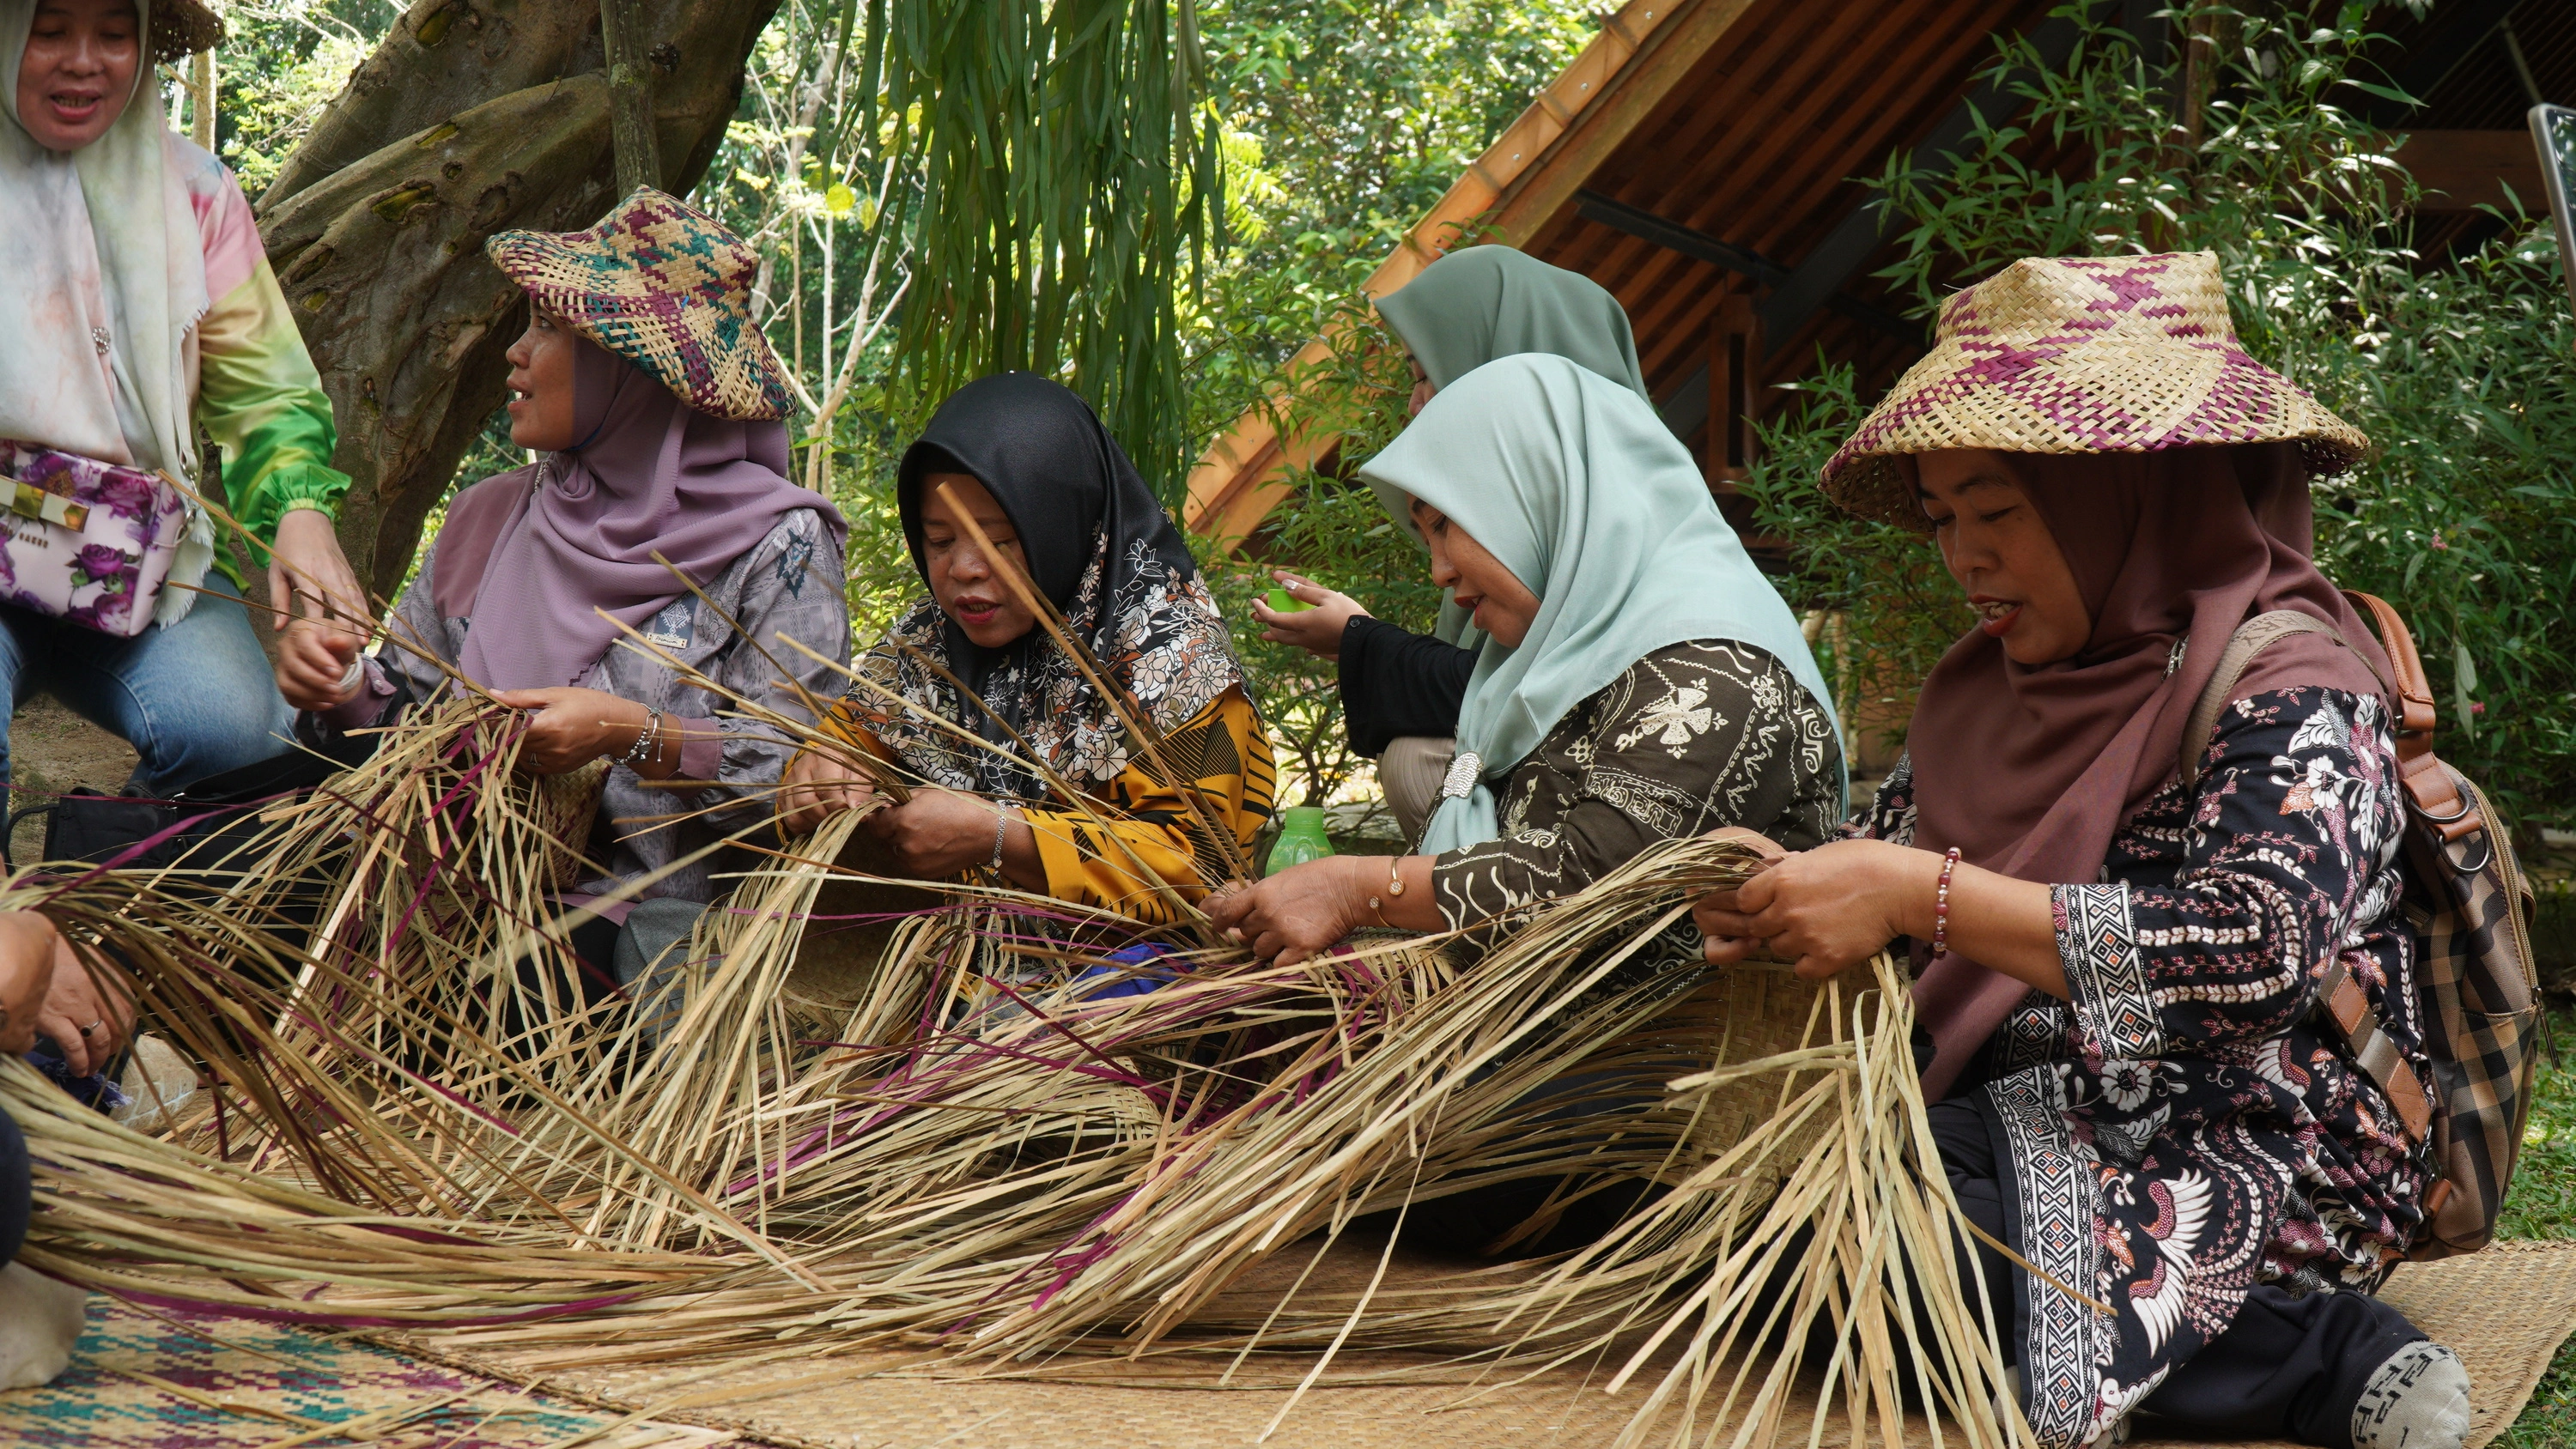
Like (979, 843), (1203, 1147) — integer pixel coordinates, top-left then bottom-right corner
(866, 789), (1014, 877)
(490, 688), (647, 775)
(1204, 857), (1368, 967)
(777, 748), (883, 835)
(32, 931), (129, 1074)
(1252, 571), (1366, 660)
(269, 509), (371, 640)
(1696, 838), (1935, 981)
(276, 615), (362, 712)
(0, 913), (60, 1058)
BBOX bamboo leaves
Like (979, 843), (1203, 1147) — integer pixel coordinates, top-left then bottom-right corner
(863, 0), (1221, 500)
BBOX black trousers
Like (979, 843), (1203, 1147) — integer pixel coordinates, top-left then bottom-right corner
(0, 1108), (29, 1269)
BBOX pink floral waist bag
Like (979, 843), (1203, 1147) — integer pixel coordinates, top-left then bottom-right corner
(0, 440), (191, 637)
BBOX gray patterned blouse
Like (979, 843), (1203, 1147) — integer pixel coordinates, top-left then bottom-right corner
(1431, 639), (1844, 931)
(314, 508), (848, 906)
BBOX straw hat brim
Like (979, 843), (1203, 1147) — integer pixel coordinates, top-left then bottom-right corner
(1816, 252), (2371, 529)
(149, 0), (223, 65)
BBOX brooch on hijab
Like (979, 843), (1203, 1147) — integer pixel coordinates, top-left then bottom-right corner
(1438, 752), (1482, 801)
(2165, 637), (2187, 676)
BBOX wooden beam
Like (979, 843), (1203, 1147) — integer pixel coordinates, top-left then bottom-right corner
(1706, 293), (1764, 492)
(2396, 130), (2548, 212)
(1492, 0), (1766, 241)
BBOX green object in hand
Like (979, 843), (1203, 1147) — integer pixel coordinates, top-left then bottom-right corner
(1266, 586), (1314, 614)
(1266, 805), (1335, 876)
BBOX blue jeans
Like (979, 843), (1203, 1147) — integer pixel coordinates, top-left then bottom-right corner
(0, 574), (294, 795)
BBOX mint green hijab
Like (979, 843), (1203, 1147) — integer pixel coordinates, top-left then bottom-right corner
(1374, 246), (1649, 651)
(1358, 355), (1841, 854)
(1374, 246), (1648, 398)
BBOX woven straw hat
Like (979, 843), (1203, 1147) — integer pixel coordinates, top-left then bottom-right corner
(1819, 251), (2368, 525)
(148, 0), (223, 65)
(486, 188), (792, 422)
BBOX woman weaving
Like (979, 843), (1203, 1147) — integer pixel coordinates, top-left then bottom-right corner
(292, 190), (850, 983)
(1693, 254), (2467, 1449)
(1211, 352), (1841, 962)
(1249, 245), (1651, 841)
(777, 373), (1275, 926)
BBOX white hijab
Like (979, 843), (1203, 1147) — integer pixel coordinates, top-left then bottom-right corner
(0, 0), (215, 623)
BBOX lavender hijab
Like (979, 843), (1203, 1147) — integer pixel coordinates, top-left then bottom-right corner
(436, 336), (844, 690)
(1904, 444), (2392, 1098)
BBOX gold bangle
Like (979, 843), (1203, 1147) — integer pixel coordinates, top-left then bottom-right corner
(1368, 858), (1406, 929)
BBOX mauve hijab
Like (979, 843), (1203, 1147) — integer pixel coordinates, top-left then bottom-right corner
(435, 336), (846, 690)
(1905, 443), (2392, 1098)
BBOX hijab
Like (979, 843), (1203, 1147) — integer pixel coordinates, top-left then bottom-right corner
(1375, 246), (1650, 652)
(1375, 246), (1648, 399)
(865, 373), (1246, 800)
(1905, 444), (2393, 1098)
(436, 335), (845, 691)
(0, 0), (216, 624)
(1358, 354), (1840, 853)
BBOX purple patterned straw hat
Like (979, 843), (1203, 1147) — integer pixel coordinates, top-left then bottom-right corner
(486, 188), (792, 421)
(1819, 251), (2368, 526)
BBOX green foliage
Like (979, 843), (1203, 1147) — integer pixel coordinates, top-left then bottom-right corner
(197, 0), (399, 194)
(2500, 1016), (2576, 1446)
(1190, 299), (1439, 804)
(861, 0), (1223, 500)
(1184, 0), (1600, 416)
(1740, 1), (2576, 827)
(1734, 364), (1974, 743)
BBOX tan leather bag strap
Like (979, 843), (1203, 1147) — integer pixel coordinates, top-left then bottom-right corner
(2339, 591), (2484, 842)
(2178, 611), (2336, 788)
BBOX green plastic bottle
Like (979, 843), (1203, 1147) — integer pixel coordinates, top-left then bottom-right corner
(1266, 804), (1335, 876)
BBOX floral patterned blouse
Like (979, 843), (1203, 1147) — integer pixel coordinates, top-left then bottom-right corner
(1853, 686), (2433, 1449)
(1433, 639), (1844, 931)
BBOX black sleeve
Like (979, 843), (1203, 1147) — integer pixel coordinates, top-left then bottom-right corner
(1337, 615), (1476, 756)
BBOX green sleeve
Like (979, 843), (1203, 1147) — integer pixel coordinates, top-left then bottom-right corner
(193, 256), (351, 560)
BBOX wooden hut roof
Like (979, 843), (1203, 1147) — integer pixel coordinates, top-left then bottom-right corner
(1184, 0), (2573, 546)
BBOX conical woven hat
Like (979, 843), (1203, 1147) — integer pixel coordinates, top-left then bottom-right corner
(486, 188), (792, 422)
(1819, 251), (2367, 525)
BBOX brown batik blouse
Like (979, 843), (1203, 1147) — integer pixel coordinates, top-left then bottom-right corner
(1431, 639), (1844, 931)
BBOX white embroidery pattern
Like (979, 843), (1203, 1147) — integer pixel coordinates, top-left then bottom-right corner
(1989, 1066), (2106, 1449)
(1615, 683), (1716, 754)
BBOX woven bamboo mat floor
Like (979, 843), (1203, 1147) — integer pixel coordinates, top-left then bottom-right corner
(5, 1240), (2568, 1447)
(0, 1300), (728, 1449)
(414, 1238), (2576, 1449)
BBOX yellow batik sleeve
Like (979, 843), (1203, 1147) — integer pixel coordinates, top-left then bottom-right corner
(1020, 686), (1276, 925)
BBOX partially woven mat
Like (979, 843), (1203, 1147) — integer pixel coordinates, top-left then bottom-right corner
(392, 1238), (2576, 1449)
(0, 1299), (727, 1448)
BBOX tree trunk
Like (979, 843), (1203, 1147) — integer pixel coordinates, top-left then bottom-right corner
(256, 0), (781, 597)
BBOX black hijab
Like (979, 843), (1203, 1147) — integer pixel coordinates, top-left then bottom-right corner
(866, 373), (1246, 798)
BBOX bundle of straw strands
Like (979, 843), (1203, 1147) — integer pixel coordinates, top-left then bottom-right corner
(2, 688), (2038, 1447)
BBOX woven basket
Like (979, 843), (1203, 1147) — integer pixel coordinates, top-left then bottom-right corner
(529, 760), (608, 892)
(1664, 961), (1849, 1173)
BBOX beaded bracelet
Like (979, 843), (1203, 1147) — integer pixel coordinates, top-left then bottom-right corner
(617, 708), (661, 770)
(989, 801), (1012, 870)
(1931, 846), (1962, 958)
